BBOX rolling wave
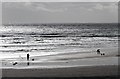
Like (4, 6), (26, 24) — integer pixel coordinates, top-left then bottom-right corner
(0, 23), (118, 59)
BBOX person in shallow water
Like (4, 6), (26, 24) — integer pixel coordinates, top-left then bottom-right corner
(27, 53), (30, 65)
(97, 49), (105, 55)
(97, 49), (101, 54)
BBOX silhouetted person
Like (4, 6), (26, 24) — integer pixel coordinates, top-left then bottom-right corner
(97, 49), (100, 54)
(27, 53), (30, 65)
(27, 54), (30, 61)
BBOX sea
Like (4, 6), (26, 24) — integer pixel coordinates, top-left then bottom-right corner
(0, 23), (118, 59)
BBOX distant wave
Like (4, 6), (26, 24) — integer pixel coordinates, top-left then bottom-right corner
(78, 35), (119, 37)
(0, 44), (55, 47)
(0, 34), (14, 37)
(0, 33), (119, 38)
(0, 48), (53, 53)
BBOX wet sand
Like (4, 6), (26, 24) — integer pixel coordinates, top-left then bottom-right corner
(1, 51), (118, 68)
(2, 65), (118, 77)
(1, 56), (119, 77)
(1, 48), (119, 77)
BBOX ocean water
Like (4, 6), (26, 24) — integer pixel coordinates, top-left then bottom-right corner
(0, 23), (118, 59)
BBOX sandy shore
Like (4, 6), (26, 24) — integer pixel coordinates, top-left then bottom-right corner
(2, 65), (118, 77)
(1, 48), (119, 77)
(1, 53), (118, 68)
(1, 56), (119, 77)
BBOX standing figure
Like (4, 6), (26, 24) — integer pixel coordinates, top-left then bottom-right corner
(27, 53), (30, 61)
(27, 53), (30, 65)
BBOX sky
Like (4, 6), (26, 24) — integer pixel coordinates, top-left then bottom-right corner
(1, 0), (119, 2)
(2, 2), (118, 24)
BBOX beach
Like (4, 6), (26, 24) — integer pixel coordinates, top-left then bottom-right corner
(1, 2), (119, 78)
(2, 65), (118, 77)
(0, 23), (119, 78)
(1, 50), (119, 77)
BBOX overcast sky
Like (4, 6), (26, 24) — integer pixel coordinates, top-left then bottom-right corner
(2, 2), (118, 24)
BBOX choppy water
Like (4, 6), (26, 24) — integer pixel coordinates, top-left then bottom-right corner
(0, 23), (118, 59)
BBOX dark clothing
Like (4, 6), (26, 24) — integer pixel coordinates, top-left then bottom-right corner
(27, 54), (30, 66)
(27, 54), (30, 61)
(97, 49), (100, 54)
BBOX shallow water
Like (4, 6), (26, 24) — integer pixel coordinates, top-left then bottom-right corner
(0, 23), (118, 59)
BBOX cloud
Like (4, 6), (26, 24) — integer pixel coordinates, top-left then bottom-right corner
(3, 2), (118, 24)
(22, 2), (69, 12)
(36, 6), (67, 12)
(24, 3), (96, 13)
(3, 2), (118, 13)
(94, 4), (104, 10)
(91, 3), (118, 13)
